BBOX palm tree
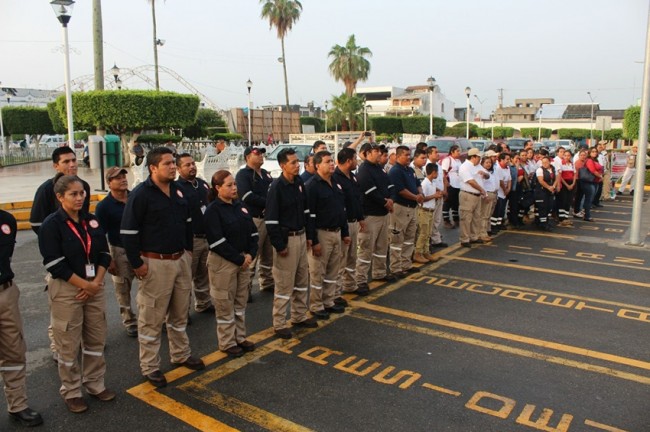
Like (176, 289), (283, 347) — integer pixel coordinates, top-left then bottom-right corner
(147, 0), (162, 90)
(330, 93), (364, 131)
(328, 35), (372, 97)
(260, 0), (302, 112)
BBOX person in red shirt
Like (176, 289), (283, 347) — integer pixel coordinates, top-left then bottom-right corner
(557, 151), (577, 226)
(581, 147), (603, 222)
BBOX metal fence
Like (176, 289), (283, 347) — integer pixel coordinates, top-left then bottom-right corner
(0, 146), (53, 166)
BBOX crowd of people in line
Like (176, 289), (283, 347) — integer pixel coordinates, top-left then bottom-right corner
(0, 135), (640, 426)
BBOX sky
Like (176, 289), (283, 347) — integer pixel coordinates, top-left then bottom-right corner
(1, 0), (648, 117)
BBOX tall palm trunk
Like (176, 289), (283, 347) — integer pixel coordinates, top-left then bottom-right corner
(152, 0), (160, 90)
(281, 36), (290, 111)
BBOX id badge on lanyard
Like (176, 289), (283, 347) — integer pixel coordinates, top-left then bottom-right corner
(66, 219), (95, 278)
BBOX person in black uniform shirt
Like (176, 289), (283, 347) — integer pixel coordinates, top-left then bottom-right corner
(204, 170), (259, 357)
(332, 147), (365, 300)
(176, 153), (213, 313)
(0, 210), (43, 426)
(235, 146), (274, 294)
(120, 146), (205, 389)
(30, 146), (91, 234)
(38, 174), (115, 414)
(95, 167), (138, 338)
(301, 153), (316, 183)
(265, 148), (317, 339)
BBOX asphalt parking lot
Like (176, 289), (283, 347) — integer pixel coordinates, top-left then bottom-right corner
(1, 193), (649, 431)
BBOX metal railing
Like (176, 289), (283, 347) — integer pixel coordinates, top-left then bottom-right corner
(0, 146), (53, 166)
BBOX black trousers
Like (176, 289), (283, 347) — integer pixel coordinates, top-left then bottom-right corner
(443, 186), (460, 222)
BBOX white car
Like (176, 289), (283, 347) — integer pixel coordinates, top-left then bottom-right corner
(242, 143), (312, 178)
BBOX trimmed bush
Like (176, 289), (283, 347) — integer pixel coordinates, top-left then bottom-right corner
(136, 134), (182, 145)
(370, 117), (403, 134)
(2, 106), (54, 135)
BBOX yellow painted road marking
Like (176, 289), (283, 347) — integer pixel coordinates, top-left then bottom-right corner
(350, 312), (650, 386)
(448, 256), (650, 289)
(504, 250), (650, 272)
(584, 419), (629, 431)
(350, 301), (650, 372)
(422, 383), (462, 396)
(503, 230), (577, 239)
(423, 272), (650, 312)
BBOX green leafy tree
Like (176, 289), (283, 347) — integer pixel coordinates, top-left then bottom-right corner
(520, 127), (552, 139)
(47, 102), (67, 134)
(184, 108), (226, 139)
(623, 106), (642, 139)
(445, 123), (479, 138)
(330, 93), (364, 131)
(3, 106), (55, 144)
(260, 0), (302, 112)
(401, 116), (446, 136)
(328, 35), (372, 97)
(370, 117), (403, 135)
(300, 116), (324, 132)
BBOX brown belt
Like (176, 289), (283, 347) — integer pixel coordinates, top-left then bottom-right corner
(419, 207), (435, 212)
(319, 227), (341, 232)
(141, 251), (185, 260)
(0, 280), (13, 290)
(287, 228), (305, 237)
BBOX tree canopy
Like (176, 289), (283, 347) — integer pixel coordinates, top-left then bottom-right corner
(2, 106), (55, 135)
(329, 93), (364, 131)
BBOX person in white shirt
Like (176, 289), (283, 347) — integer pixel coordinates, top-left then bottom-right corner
(552, 147), (565, 172)
(414, 164), (443, 263)
(458, 148), (488, 247)
(492, 152), (512, 233)
(441, 145), (462, 228)
(595, 140), (611, 203)
(478, 156), (498, 242)
(617, 146), (638, 195)
(426, 146), (448, 249)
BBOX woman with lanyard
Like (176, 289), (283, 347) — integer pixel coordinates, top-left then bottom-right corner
(37, 174), (113, 413)
(204, 170), (258, 358)
(557, 150), (577, 226)
(533, 156), (558, 231)
(581, 147), (604, 222)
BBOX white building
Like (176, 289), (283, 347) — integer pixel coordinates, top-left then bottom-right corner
(356, 84), (456, 122)
(0, 87), (62, 108)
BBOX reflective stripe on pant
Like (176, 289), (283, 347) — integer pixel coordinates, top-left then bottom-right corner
(190, 237), (212, 312)
(557, 187), (574, 221)
(338, 221), (359, 294)
(207, 252), (250, 351)
(109, 245), (137, 327)
(137, 252), (192, 376)
(459, 191), (482, 243)
(389, 204), (417, 274)
(443, 187), (460, 222)
(492, 196), (507, 229)
(355, 215), (388, 284)
(252, 217), (274, 290)
(0, 282), (28, 413)
(415, 208), (433, 254)
(48, 277), (107, 399)
(479, 192), (497, 238)
(308, 229), (342, 312)
(272, 234), (309, 330)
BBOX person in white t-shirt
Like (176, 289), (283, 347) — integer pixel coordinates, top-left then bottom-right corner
(492, 152), (512, 232)
(414, 164), (443, 263)
(441, 145), (462, 228)
(426, 146), (448, 249)
(458, 148), (488, 247)
(478, 156), (498, 242)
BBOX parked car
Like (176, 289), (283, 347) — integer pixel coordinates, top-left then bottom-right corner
(557, 139), (576, 153)
(470, 139), (496, 155)
(506, 138), (530, 153)
(426, 137), (475, 161)
(252, 143), (312, 178)
(38, 135), (67, 148)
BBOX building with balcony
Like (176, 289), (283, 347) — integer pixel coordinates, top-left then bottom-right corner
(356, 84), (457, 121)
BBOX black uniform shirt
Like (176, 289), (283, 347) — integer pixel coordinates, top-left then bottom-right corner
(204, 198), (259, 266)
(357, 161), (392, 216)
(38, 208), (111, 281)
(30, 176), (91, 234)
(0, 210), (17, 284)
(94, 192), (127, 247)
(305, 174), (349, 245)
(388, 163), (420, 207)
(177, 176), (210, 235)
(332, 167), (364, 222)
(235, 165), (273, 218)
(120, 177), (192, 269)
(264, 174), (309, 252)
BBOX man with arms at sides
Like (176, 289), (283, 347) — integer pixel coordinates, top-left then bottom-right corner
(121, 147), (205, 388)
(426, 146), (448, 249)
(458, 148), (488, 248)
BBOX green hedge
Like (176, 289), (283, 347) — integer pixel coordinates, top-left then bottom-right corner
(212, 133), (243, 141)
(445, 122), (480, 138)
(520, 127), (552, 139)
(136, 134), (182, 145)
(623, 106), (641, 139)
(2, 106), (55, 135)
(401, 116), (446, 136)
(370, 117), (403, 134)
(300, 117), (324, 133)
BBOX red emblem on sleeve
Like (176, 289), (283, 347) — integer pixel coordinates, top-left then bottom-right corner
(89, 220), (99, 229)
(177, 190), (184, 198)
(1, 224), (10, 235)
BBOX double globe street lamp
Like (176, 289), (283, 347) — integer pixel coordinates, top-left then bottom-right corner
(427, 76), (436, 137)
(50, 0), (75, 148)
(464, 86), (472, 139)
(246, 79), (252, 146)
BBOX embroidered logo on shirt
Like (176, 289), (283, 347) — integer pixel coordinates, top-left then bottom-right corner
(1, 224), (10, 235)
(242, 207), (249, 214)
(89, 220), (99, 229)
(177, 190), (184, 198)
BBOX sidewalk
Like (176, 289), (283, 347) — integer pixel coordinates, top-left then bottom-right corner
(0, 161), (135, 204)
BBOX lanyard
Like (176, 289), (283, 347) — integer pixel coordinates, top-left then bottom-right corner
(66, 219), (92, 263)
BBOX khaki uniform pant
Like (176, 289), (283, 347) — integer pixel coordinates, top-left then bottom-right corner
(252, 217), (274, 290)
(430, 198), (444, 244)
(355, 215), (389, 284)
(389, 204), (417, 274)
(207, 253), (250, 351)
(109, 245), (136, 327)
(459, 191), (482, 243)
(415, 208), (434, 254)
(601, 172), (612, 199)
(308, 229), (342, 312)
(338, 221), (359, 294)
(137, 253), (192, 376)
(272, 234), (309, 330)
(191, 237), (212, 312)
(48, 277), (107, 400)
(0, 282), (29, 413)
(479, 192), (497, 238)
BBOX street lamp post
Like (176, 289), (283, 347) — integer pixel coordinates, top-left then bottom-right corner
(427, 76), (436, 137)
(324, 100), (328, 133)
(538, 105), (544, 141)
(364, 104), (372, 131)
(490, 111), (495, 141)
(0, 85), (5, 156)
(587, 91), (595, 144)
(246, 79), (252, 146)
(111, 63), (122, 90)
(51, 0), (75, 148)
(474, 94), (485, 127)
(464, 86), (471, 139)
